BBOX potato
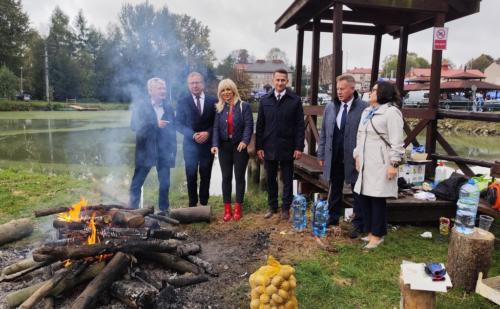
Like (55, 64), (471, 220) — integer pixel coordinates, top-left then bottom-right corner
(251, 287), (261, 299)
(278, 305), (286, 309)
(249, 273), (257, 287)
(250, 298), (260, 309)
(255, 285), (265, 295)
(280, 280), (290, 291)
(271, 275), (284, 287)
(260, 293), (270, 304)
(284, 300), (296, 309)
(265, 284), (278, 296)
(278, 289), (289, 300)
(278, 268), (292, 280)
(255, 274), (266, 286)
(288, 276), (296, 289)
(271, 294), (284, 304)
(271, 306), (278, 309)
(270, 298), (277, 306)
(261, 304), (271, 309)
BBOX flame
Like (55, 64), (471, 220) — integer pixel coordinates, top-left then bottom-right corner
(87, 212), (97, 245)
(63, 259), (72, 267)
(57, 198), (87, 222)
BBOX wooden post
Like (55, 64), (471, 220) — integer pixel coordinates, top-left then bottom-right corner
(395, 26), (409, 98)
(370, 31), (382, 89)
(332, 3), (343, 81)
(425, 13), (445, 178)
(308, 18), (321, 156)
(447, 227), (495, 292)
(399, 275), (436, 309)
(294, 28), (304, 97)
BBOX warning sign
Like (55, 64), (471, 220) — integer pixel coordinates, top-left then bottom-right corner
(433, 27), (448, 50)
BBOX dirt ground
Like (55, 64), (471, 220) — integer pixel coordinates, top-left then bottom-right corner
(0, 213), (352, 309)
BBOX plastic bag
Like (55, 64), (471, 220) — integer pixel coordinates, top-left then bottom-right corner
(249, 256), (298, 309)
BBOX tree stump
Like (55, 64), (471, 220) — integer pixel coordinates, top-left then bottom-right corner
(447, 227), (495, 292)
(399, 276), (436, 309)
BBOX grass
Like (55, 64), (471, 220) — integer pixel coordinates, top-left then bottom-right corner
(0, 166), (498, 308)
(0, 100), (129, 111)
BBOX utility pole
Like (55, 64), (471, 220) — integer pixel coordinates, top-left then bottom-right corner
(44, 41), (50, 105)
(20, 66), (23, 94)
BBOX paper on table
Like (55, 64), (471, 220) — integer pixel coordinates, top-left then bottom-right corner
(401, 261), (452, 292)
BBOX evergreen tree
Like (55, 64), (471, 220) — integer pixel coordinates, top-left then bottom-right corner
(0, 65), (18, 99)
(0, 0), (31, 72)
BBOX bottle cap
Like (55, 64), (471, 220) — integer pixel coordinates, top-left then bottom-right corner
(468, 179), (475, 185)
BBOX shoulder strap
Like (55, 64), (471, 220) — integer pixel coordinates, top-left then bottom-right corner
(369, 117), (391, 148)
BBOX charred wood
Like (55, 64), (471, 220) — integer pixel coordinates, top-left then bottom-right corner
(110, 279), (158, 308)
(34, 204), (127, 217)
(176, 243), (201, 257)
(71, 252), (133, 309)
(147, 214), (180, 225)
(186, 255), (218, 277)
(167, 273), (208, 287)
(136, 252), (200, 274)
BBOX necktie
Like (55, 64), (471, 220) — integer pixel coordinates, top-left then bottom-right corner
(340, 103), (347, 132)
(277, 94), (281, 101)
(195, 96), (202, 115)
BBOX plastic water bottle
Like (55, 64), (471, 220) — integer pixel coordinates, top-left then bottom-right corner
(312, 199), (329, 237)
(434, 161), (448, 186)
(455, 179), (480, 234)
(291, 194), (307, 232)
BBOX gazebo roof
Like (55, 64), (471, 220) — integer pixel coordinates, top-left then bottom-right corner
(445, 71), (486, 80)
(275, 0), (481, 37)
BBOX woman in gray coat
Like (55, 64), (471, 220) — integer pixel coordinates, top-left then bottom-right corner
(353, 81), (404, 249)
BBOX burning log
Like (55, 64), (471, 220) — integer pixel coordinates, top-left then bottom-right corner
(5, 262), (105, 308)
(149, 227), (187, 240)
(169, 206), (212, 224)
(71, 252), (133, 309)
(167, 273), (209, 287)
(0, 218), (34, 246)
(110, 279), (158, 308)
(34, 204), (127, 217)
(137, 252), (200, 274)
(186, 255), (218, 277)
(52, 220), (87, 230)
(33, 239), (182, 262)
(112, 212), (145, 228)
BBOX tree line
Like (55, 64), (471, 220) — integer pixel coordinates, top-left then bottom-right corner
(0, 0), (215, 102)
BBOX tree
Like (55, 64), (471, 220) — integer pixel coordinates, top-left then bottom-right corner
(0, 0), (31, 72)
(381, 52), (430, 77)
(236, 49), (250, 64)
(265, 48), (289, 64)
(465, 54), (494, 72)
(0, 65), (18, 99)
(230, 68), (253, 101)
(291, 65), (309, 96)
(216, 55), (235, 78)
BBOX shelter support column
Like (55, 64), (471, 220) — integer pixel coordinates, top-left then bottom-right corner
(370, 31), (382, 89)
(294, 29), (304, 97)
(307, 18), (321, 155)
(332, 2), (343, 83)
(396, 26), (409, 96)
(425, 13), (446, 178)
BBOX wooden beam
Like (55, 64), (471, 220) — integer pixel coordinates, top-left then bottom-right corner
(302, 22), (379, 35)
(274, 0), (310, 31)
(294, 29), (304, 96)
(332, 3), (343, 83)
(425, 13), (445, 178)
(275, 0), (332, 31)
(435, 132), (475, 176)
(431, 154), (493, 169)
(303, 105), (325, 116)
(341, 0), (448, 13)
(370, 32), (382, 88)
(396, 26), (409, 98)
(320, 9), (427, 26)
(437, 110), (500, 122)
(404, 119), (429, 148)
(308, 18), (320, 155)
(402, 108), (436, 119)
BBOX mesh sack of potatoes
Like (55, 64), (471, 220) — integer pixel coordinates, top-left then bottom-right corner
(249, 256), (298, 309)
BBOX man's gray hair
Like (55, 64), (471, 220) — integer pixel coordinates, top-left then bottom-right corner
(187, 71), (204, 82)
(336, 74), (356, 86)
(147, 77), (166, 94)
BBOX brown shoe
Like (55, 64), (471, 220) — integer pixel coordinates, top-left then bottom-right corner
(264, 210), (276, 219)
(281, 209), (290, 221)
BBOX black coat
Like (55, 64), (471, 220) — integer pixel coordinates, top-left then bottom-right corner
(131, 99), (176, 168)
(176, 94), (217, 157)
(256, 88), (305, 161)
(212, 100), (254, 147)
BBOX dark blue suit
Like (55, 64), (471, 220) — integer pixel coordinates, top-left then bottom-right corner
(176, 93), (217, 206)
(212, 100), (254, 203)
(129, 98), (176, 212)
(256, 89), (305, 211)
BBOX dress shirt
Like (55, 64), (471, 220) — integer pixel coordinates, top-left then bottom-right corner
(274, 89), (286, 101)
(336, 97), (353, 129)
(151, 100), (164, 121)
(191, 92), (205, 114)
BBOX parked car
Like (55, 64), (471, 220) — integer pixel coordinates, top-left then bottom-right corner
(403, 90), (429, 108)
(317, 93), (332, 105)
(439, 94), (472, 110)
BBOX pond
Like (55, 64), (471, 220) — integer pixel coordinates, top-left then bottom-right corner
(1, 111), (499, 202)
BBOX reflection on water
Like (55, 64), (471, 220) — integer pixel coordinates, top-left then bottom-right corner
(1, 113), (500, 198)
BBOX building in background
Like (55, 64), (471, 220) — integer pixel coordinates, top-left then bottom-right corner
(235, 60), (292, 91)
(345, 67), (372, 92)
(406, 60), (485, 81)
(485, 61), (500, 86)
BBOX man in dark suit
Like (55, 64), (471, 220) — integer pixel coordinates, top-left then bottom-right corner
(317, 74), (367, 238)
(176, 72), (217, 207)
(256, 68), (305, 220)
(129, 77), (176, 214)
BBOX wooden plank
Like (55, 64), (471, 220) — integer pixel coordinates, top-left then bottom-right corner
(431, 154), (493, 168)
(435, 132), (475, 176)
(478, 200), (500, 220)
(303, 105), (324, 116)
(396, 26), (409, 97)
(294, 29), (304, 96)
(491, 161), (500, 178)
(437, 110), (500, 122)
(320, 9), (427, 26)
(274, 0), (311, 31)
(294, 153), (322, 176)
(302, 22), (379, 35)
(404, 119), (429, 148)
(402, 108), (436, 119)
(342, 0), (448, 13)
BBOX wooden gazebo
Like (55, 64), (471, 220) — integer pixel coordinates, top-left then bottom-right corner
(274, 0), (500, 222)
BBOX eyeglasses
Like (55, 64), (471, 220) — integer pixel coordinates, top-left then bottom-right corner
(371, 87), (378, 93)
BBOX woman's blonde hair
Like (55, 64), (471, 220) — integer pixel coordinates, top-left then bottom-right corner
(216, 78), (241, 113)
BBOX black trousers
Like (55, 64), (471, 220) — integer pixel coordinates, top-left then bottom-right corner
(264, 160), (294, 211)
(185, 147), (214, 207)
(129, 164), (170, 212)
(358, 194), (387, 237)
(218, 140), (249, 203)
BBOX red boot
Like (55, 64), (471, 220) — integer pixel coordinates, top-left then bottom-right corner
(223, 203), (232, 222)
(233, 203), (242, 221)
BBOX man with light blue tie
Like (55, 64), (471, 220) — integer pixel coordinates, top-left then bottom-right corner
(317, 74), (367, 238)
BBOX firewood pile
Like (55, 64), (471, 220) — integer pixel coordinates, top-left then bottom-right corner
(0, 199), (216, 309)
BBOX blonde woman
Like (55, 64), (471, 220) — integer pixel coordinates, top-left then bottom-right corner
(211, 79), (254, 221)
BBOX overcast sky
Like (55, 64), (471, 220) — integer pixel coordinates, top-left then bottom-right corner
(22, 0), (500, 70)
